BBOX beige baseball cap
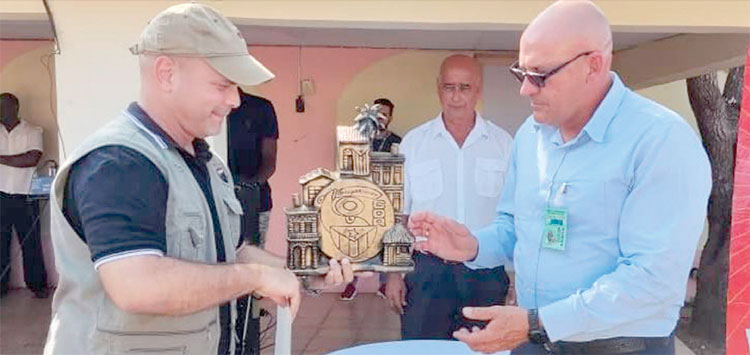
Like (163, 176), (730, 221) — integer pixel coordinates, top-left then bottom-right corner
(130, 2), (274, 86)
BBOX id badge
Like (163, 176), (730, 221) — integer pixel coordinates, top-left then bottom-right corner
(542, 207), (567, 251)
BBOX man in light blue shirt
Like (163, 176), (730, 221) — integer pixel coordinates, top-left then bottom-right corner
(408, 1), (712, 354)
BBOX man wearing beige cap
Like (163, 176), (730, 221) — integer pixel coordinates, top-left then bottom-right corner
(44, 3), (353, 355)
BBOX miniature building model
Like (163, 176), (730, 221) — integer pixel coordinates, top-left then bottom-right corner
(382, 224), (413, 266)
(286, 125), (414, 275)
(337, 126), (370, 177)
(299, 168), (335, 206)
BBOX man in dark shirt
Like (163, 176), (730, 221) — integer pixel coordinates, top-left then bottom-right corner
(370, 98), (402, 153)
(340, 98), (402, 301)
(227, 90), (279, 354)
(227, 89), (278, 248)
(45, 4), (355, 355)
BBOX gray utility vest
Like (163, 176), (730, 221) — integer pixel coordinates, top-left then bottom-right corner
(44, 111), (243, 355)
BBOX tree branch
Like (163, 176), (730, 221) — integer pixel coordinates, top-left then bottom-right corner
(687, 73), (729, 158)
(723, 66), (744, 125)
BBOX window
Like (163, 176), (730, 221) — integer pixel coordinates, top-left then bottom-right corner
(342, 148), (354, 171)
(392, 192), (401, 211)
(371, 165), (381, 184)
(307, 186), (322, 204)
(383, 168), (391, 185)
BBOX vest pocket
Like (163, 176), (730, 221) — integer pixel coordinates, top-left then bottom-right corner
(123, 346), (185, 354)
(177, 212), (206, 261)
(100, 321), (215, 355)
(222, 195), (243, 248)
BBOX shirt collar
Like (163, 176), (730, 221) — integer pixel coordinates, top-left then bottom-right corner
(581, 72), (627, 143)
(429, 111), (489, 140)
(125, 102), (213, 163)
(533, 72), (627, 145)
(1, 119), (25, 134)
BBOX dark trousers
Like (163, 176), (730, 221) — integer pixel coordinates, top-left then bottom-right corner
(512, 334), (675, 355)
(401, 253), (509, 339)
(235, 296), (260, 355)
(0, 192), (47, 292)
(233, 184), (261, 355)
(234, 184), (260, 247)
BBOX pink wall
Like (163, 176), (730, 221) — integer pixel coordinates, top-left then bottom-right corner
(249, 46), (403, 291)
(0, 40), (50, 68)
(250, 46), (403, 255)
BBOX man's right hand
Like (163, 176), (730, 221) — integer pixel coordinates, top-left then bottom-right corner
(408, 211), (479, 262)
(385, 273), (407, 315)
(253, 265), (301, 318)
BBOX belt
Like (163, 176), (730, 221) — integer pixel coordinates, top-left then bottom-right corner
(235, 180), (261, 190)
(0, 191), (31, 199)
(550, 335), (672, 354)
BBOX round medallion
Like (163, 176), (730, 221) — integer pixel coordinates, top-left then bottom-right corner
(315, 179), (394, 262)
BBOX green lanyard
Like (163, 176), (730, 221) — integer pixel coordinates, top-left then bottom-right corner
(542, 149), (569, 251)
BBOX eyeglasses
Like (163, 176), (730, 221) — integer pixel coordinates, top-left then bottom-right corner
(439, 83), (474, 94)
(509, 51), (593, 88)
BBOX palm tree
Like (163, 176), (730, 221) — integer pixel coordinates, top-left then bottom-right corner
(353, 103), (386, 141)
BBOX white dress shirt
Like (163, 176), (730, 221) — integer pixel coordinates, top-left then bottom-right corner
(0, 119), (43, 194)
(401, 112), (512, 230)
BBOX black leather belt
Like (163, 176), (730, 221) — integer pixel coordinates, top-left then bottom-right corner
(550, 335), (672, 354)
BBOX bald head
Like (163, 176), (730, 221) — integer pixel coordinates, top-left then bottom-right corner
(439, 54), (482, 85)
(436, 54), (483, 123)
(516, 1), (615, 138)
(522, 1), (612, 62)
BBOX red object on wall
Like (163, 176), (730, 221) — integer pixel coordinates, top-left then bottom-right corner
(727, 46), (750, 355)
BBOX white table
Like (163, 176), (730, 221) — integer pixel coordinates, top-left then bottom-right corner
(328, 340), (510, 355)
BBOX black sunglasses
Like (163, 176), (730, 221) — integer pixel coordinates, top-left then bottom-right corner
(509, 51), (593, 88)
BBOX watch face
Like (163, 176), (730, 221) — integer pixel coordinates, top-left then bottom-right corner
(529, 330), (546, 344)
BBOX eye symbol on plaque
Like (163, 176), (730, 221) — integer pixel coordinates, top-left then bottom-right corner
(334, 197), (365, 216)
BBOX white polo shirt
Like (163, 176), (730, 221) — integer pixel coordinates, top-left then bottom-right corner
(401, 113), (512, 230)
(0, 120), (43, 195)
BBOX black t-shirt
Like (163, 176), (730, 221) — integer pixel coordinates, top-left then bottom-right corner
(61, 102), (233, 355)
(371, 131), (402, 152)
(227, 92), (278, 211)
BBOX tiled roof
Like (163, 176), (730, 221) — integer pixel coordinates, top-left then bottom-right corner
(299, 167), (336, 185)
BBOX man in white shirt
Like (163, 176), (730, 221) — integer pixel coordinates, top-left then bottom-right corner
(0, 92), (48, 298)
(384, 55), (513, 339)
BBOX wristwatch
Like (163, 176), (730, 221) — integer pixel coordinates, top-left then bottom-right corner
(527, 309), (550, 346)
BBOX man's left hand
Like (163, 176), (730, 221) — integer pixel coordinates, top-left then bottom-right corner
(453, 306), (529, 354)
(306, 258), (355, 290)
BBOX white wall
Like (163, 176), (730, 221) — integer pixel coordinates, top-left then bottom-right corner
(482, 64), (531, 136)
(50, 1), (173, 159)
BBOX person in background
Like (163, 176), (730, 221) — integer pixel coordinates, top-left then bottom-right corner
(386, 55), (513, 339)
(0, 92), (48, 299)
(227, 89), (279, 354)
(228, 88), (278, 249)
